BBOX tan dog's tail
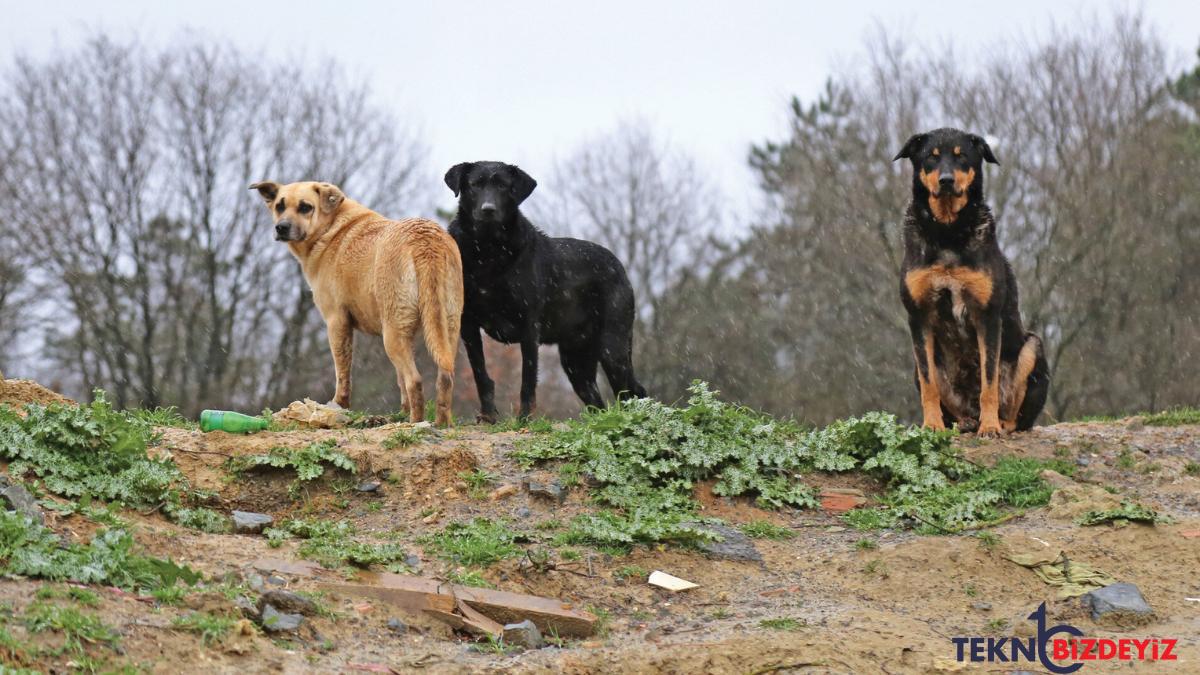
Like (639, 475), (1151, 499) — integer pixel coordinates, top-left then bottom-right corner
(418, 241), (463, 426)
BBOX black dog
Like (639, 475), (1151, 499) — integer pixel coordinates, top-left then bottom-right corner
(894, 128), (1048, 434)
(444, 161), (647, 421)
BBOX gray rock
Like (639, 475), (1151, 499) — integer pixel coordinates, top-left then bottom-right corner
(246, 572), (265, 592)
(971, 602), (992, 612)
(514, 506), (532, 519)
(1076, 457), (1091, 467)
(257, 590), (318, 616)
(356, 480), (381, 493)
(266, 575), (287, 586)
(386, 618), (407, 635)
(502, 619), (543, 649)
(0, 474), (43, 525)
(691, 523), (762, 563)
(1082, 583), (1154, 623)
(404, 554), (421, 569)
(231, 510), (273, 534)
(525, 480), (566, 504)
(260, 604), (304, 633)
(235, 596), (260, 621)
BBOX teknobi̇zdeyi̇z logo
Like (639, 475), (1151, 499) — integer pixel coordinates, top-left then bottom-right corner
(950, 602), (1177, 672)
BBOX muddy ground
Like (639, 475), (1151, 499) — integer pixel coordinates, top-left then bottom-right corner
(1, 383), (1198, 673)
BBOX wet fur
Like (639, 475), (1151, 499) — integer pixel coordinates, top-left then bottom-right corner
(251, 181), (463, 426)
(895, 129), (1049, 434)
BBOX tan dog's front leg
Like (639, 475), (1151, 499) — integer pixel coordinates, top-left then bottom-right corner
(975, 317), (1003, 436)
(326, 315), (354, 409)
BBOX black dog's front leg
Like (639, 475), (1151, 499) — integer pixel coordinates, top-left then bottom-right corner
(462, 320), (498, 423)
(518, 325), (540, 419)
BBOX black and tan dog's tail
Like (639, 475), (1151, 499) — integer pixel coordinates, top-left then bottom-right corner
(1004, 332), (1049, 431)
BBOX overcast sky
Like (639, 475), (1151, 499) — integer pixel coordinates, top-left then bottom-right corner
(3, 1), (1199, 215)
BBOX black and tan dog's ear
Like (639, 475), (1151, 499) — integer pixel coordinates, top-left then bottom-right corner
(444, 163), (472, 197)
(969, 134), (999, 165)
(510, 165), (537, 204)
(314, 182), (345, 214)
(893, 133), (928, 162)
(249, 181), (281, 203)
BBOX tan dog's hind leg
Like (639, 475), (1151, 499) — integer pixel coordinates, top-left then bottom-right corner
(917, 332), (946, 430)
(1001, 336), (1040, 432)
(327, 315), (354, 408)
(975, 321), (1003, 436)
(383, 324), (423, 424)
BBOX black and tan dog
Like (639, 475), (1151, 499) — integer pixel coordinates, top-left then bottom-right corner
(894, 128), (1048, 434)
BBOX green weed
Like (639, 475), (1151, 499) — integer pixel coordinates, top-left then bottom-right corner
(23, 602), (120, 655)
(1144, 407), (1200, 427)
(1077, 501), (1167, 526)
(759, 617), (805, 631)
(739, 520), (795, 540)
(423, 519), (522, 567)
(172, 612), (239, 645)
(227, 440), (356, 499)
(381, 427), (426, 449)
(269, 518), (408, 570)
(446, 569), (493, 588)
(854, 538), (877, 550)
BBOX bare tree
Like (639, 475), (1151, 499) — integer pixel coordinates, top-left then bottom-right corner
(534, 120), (722, 397)
(0, 35), (429, 413)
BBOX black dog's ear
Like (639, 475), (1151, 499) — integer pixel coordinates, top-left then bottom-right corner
(250, 181), (280, 202)
(969, 134), (999, 165)
(893, 133), (928, 162)
(510, 165), (537, 204)
(444, 163), (471, 197)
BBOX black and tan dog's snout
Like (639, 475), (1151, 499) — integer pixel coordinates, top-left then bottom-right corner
(937, 171), (957, 195)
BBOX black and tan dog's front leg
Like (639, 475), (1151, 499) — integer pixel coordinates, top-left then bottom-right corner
(518, 324), (540, 419)
(975, 312), (1003, 436)
(326, 313), (354, 409)
(909, 315), (945, 430)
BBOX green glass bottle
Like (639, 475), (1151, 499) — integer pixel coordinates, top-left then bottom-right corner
(199, 410), (270, 434)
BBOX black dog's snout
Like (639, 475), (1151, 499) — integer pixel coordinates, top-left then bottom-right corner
(479, 202), (497, 216)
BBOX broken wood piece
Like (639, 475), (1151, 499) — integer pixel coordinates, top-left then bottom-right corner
(268, 565), (596, 637)
(648, 570), (698, 592)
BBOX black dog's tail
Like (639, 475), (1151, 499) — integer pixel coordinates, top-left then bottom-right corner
(599, 276), (648, 400)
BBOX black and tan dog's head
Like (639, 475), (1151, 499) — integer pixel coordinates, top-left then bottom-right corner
(249, 180), (346, 243)
(444, 161), (537, 232)
(894, 128), (998, 225)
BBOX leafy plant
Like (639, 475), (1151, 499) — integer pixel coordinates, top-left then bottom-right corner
(739, 520), (796, 540)
(23, 602), (120, 655)
(423, 518), (522, 567)
(269, 518), (407, 569)
(381, 427), (426, 449)
(1077, 501), (1166, 526)
(127, 406), (196, 430)
(0, 393), (217, 530)
(227, 440), (356, 497)
(759, 617), (806, 631)
(459, 469), (498, 499)
(854, 538), (877, 550)
(488, 417), (555, 434)
(446, 569), (493, 588)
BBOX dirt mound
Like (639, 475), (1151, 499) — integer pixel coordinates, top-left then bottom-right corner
(0, 379), (74, 409)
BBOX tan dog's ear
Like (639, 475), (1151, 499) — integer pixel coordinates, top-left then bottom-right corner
(314, 183), (345, 214)
(250, 181), (281, 202)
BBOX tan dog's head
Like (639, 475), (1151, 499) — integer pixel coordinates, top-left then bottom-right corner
(250, 181), (346, 242)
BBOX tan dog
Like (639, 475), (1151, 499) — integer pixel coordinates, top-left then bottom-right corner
(250, 181), (463, 426)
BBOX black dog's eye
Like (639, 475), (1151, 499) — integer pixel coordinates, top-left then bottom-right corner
(275, 200), (286, 214)
(298, 202), (313, 215)
(469, 176), (485, 187)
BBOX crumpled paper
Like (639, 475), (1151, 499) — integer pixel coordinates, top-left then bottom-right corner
(272, 398), (351, 429)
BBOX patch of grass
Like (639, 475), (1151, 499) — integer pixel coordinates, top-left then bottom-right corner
(587, 605), (612, 638)
(513, 382), (967, 547)
(758, 617), (806, 631)
(268, 518), (408, 570)
(67, 587), (101, 607)
(170, 506), (230, 533)
(964, 584), (978, 597)
(1144, 407), (1200, 427)
(381, 427), (427, 449)
(843, 507), (897, 531)
(739, 520), (795, 540)
(459, 469), (498, 499)
(127, 406), (196, 430)
(975, 531), (1001, 550)
(172, 612), (239, 645)
(1185, 461), (1200, 477)
(534, 519), (563, 531)
(0, 625), (32, 667)
(469, 633), (522, 655)
(446, 569), (494, 588)
(151, 583), (189, 606)
(423, 518), (522, 567)
(709, 607), (732, 620)
(23, 602), (120, 656)
(985, 618), (1009, 632)
(227, 440), (356, 499)
(613, 565), (648, 581)
(862, 559), (887, 576)
(0, 392), (218, 531)
(488, 417), (555, 434)
(854, 538), (877, 550)
(1116, 448), (1138, 470)
(1077, 501), (1168, 526)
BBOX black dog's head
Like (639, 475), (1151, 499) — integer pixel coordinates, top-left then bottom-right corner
(444, 161), (537, 230)
(894, 128), (998, 225)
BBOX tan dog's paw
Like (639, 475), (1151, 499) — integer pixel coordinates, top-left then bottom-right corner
(976, 421), (1003, 437)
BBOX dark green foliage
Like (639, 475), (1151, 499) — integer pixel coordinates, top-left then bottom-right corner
(514, 382), (965, 545)
(268, 518), (407, 569)
(0, 394), (219, 531)
(0, 511), (200, 591)
(227, 440), (356, 482)
(1077, 501), (1166, 526)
